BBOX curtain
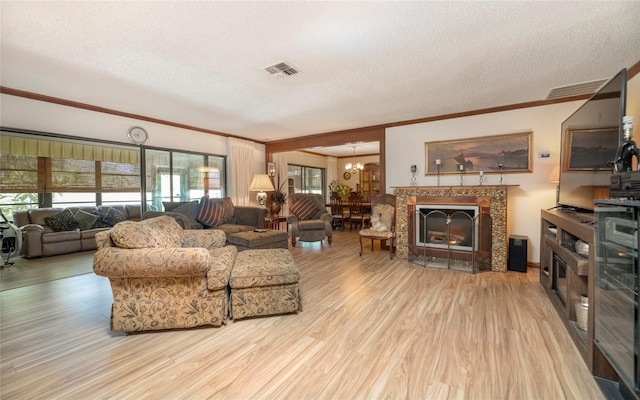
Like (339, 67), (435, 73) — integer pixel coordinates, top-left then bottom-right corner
(326, 156), (338, 203)
(228, 138), (256, 206)
(272, 153), (289, 215)
(0, 134), (139, 164)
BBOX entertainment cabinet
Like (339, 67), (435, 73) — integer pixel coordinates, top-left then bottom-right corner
(540, 209), (616, 379)
(594, 200), (640, 399)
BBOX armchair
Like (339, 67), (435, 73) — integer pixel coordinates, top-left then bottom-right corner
(359, 194), (396, 259)
(287, 193), (333, 247)
(93, 216), (236, 333)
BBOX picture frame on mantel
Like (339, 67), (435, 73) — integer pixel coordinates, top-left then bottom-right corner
(424, 131), (532, 175)
(564, 127), (618, 171)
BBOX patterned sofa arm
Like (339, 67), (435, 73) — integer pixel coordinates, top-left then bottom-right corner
(182, 229), (226, 249)
(142, 210), (191, 229)
(93, 247), (211, 278)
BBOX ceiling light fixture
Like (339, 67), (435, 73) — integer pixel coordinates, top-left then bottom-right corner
(345, 146), (364, 174)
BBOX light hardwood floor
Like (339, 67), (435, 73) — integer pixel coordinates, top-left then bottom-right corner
(0, 251), (95, 291)
(0, 230), (604, 399)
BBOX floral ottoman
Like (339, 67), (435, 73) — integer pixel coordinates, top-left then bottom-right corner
(229, 248), (301, 320)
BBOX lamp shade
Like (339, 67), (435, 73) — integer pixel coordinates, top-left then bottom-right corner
(548, 165), (560, 183)
(248, 174), (275, 192)
(249, 173), (274, 207)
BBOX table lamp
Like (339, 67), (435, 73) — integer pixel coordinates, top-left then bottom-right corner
(249, 174), (274, 207)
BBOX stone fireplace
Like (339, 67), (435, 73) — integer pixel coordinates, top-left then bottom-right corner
(394, 186), (510, 272)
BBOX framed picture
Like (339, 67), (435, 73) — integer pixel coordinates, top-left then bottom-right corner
(563, 127), (618, 171)
(267, 162), (276, 177)
(424, 132), (532, 174)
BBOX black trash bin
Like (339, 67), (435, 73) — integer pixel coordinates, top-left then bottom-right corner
(508, 235), (527, 273)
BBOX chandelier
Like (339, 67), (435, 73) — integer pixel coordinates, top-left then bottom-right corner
(345, 146), (364, 174)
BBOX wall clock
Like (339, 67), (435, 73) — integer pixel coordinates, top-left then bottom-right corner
(127, 126), (148, 144)
(343, 171), (351, 180)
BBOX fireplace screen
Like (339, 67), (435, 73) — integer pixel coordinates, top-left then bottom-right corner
(416, 206), (479, 251)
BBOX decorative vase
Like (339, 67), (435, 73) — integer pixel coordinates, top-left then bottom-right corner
(270, 203), (282, 216)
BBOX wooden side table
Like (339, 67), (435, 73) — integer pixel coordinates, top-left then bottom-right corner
(264, 215), (288, 232)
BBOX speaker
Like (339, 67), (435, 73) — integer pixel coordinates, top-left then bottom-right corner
(508, 235), (527, 273)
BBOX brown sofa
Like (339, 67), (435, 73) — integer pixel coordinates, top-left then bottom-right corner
(13, 204), (143, 258)
(143, 197), (268, 239)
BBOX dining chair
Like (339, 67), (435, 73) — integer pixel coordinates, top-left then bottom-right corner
(329, 192), (350, 231)
(349, 192), (370, 231)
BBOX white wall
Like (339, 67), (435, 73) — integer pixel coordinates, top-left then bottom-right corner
(386, 101), (585, 264)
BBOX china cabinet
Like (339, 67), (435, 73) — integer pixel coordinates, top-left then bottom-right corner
(359, 163), (380, 201)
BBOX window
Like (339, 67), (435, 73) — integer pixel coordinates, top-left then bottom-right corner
(102, 161), (141, 193)
(52, 192), (97, 208)
(0, 131), (141, 215)
(287, 165), (325, 195)
(0, 153), (40, 213)
(0, 154), (39, 192)
(0, 131), (227, 217)
(144, 148), (226, 211)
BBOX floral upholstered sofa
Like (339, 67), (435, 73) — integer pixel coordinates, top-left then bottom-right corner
(93, 216), (237, 333)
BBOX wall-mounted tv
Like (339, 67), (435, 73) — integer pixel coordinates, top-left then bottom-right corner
(557, 68), (627, 211)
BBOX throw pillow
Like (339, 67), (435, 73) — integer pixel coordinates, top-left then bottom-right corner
(171, 201), (201, 228)
(101, 207), (127, 227)
(163, 201), (190, 212)
(290, 196), (324, 220)
(75, 210), (99, 231)
(91, 211), (111, 229)
(219, 197), (235, 224)
(369, 213), (387, 232)
(200, 197), (235, 224)
(372, 204), (394, 231)
(44, 208), (80, 232)
(197, 197), (226, 227)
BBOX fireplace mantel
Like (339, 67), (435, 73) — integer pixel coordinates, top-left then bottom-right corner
(393, 185), (515, 272)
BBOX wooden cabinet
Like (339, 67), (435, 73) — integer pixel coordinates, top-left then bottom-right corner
(594, 201), (640, 397)
(540, 209), (615, 378)
(359, 163), (380, 201)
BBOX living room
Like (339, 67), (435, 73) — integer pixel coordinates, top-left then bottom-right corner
(2, 2), (640, 399)
(5, 73), (639, 268)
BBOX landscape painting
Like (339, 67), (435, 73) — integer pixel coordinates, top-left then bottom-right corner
(425, 132), (532, 174)
(565, 127), (618, 171)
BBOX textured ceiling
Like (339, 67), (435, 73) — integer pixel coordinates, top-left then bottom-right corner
(1, 1), (640, 152)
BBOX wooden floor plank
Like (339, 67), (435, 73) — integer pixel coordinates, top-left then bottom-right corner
(0, 230), (605, 399)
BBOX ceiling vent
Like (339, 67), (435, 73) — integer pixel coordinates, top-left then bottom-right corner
(265, 62), (299, 77)
(545, 79), (608, 100)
